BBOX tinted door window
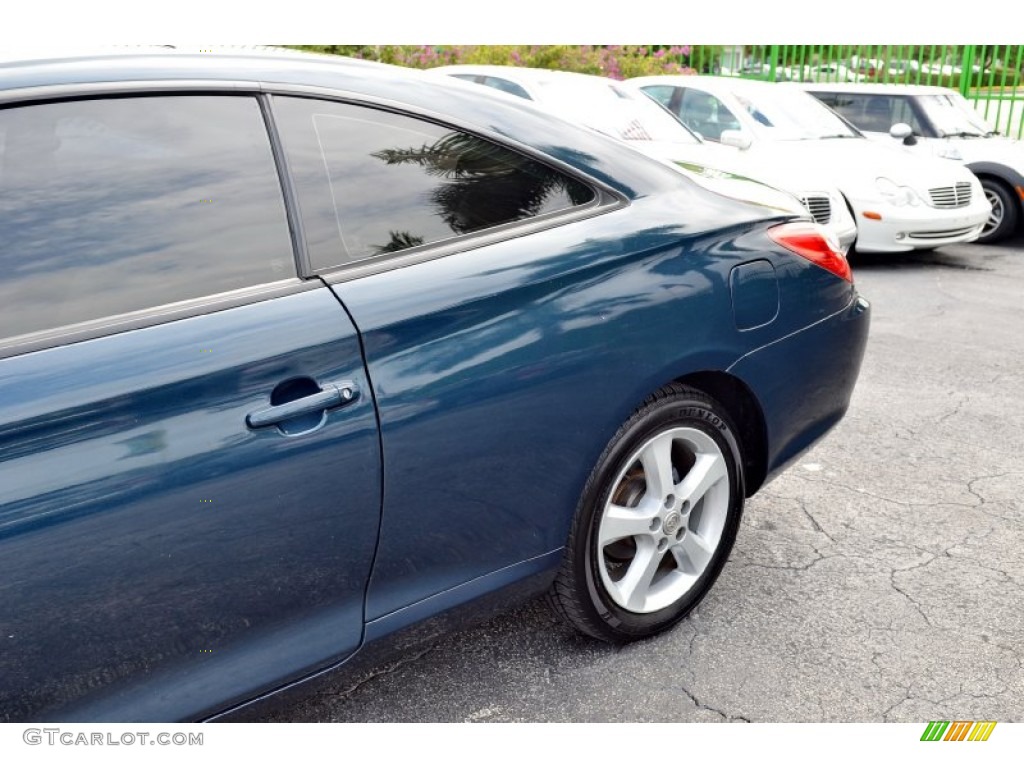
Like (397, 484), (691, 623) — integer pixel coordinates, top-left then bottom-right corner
(273, 97), (595, 271)
(0, 96), (293, 341)
(818, 93), (924, 134)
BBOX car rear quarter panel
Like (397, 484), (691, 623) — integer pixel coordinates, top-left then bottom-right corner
(325, 185), (853, 630)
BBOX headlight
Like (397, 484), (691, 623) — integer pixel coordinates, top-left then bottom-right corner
(875, 176), (922, 207)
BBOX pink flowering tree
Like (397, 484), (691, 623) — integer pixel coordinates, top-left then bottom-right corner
(290, 45), (717, 77)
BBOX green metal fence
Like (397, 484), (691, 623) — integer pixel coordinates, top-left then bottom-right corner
(715, 45), (1024, 139)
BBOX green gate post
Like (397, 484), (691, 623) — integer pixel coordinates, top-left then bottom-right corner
(960, 44), (976, 96)
(768, 44), (779, 81)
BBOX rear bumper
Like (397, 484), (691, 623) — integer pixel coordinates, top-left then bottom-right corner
(728, 292), (871, 487)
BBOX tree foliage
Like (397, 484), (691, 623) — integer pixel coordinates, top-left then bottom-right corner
(287, 45), (720, 79)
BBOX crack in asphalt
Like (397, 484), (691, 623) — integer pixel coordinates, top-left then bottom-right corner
(869, 650), (888, 677)
(681, 622), (700, 658)
(935, 679), (1011, 705)
(797, 474), (1006, 514)
(974, 506), (1023, 527)
(893, 425), (918, 440)
(678, 683), (750, 722)
(955, 559), (1019, 588)
(966, 472), (1013, 507)
(798, 476), (938, 508)
(882, 687), (921, 723)
(936, 392), (969, 423)
(737, 551), (829, 573)
(310, 646), (437, 706)
(757, 490), (838, 545)
(888, 554), (939, 628)
(799, 500), (836, 543)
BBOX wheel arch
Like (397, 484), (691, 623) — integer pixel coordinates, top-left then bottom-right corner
(673, 370), (768, 497)
(839, 191), (859, 252)
(970, 167), (1023, 242)
(968, 162), (1024, 215)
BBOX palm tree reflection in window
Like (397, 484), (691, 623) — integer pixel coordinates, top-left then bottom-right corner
(374, 231), (426, 254)
(371, 132), (593, 256)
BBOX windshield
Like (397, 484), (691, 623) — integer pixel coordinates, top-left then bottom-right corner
(533, 78), (702, 145)
(917, 93), (994, 137)
(731, 87), (860, 140)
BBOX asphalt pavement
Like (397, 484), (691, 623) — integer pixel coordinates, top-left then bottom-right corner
(265, 235), (1024, 722)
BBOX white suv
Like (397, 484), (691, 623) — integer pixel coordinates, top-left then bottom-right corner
(805, 83), (1023, 243)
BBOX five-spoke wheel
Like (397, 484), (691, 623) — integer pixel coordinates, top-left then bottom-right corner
(597, 427), (730, 614)
(549, 384), (744, 642)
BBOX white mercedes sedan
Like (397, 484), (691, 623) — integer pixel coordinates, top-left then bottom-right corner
(631, 75), (991, 253)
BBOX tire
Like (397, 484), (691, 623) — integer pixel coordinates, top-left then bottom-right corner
(978, 178), (1019, 244)
(548, 383), (745, 643)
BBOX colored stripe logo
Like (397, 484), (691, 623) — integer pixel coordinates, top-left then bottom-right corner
(921, 721), (997, 741)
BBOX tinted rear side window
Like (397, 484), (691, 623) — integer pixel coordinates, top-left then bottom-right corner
(273, 97), (595, 271)
(639, 85), (677, 109)
(675, 89), (743, 142)
(481, 76), (532, 100)
(0, 96), (293, 341)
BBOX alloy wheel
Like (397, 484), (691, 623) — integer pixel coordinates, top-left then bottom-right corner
(596, 426), (730, 614)
(983, 187), (1004, 238)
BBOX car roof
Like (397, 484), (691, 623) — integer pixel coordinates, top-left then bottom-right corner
(800, 82), (954, 96)
(0, 46), (417, 91)
(432, 64), (625, 90)
(631, 74), (802, 94)
(0, 48), (683, 199)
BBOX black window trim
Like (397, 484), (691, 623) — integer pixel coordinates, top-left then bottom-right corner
(0, 279), (316, 362)
(257, 92), (312, 278)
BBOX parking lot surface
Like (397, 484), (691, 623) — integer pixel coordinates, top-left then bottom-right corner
(266, 237), (1024, 723)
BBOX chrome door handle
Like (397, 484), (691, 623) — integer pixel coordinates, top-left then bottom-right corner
(246, 381), (359, 429)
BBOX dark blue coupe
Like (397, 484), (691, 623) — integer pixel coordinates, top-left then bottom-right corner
(0, 49), (869, 722)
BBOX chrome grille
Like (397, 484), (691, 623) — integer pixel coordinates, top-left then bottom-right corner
(800, 195), (832, 224)
(928, 182), (972, 208)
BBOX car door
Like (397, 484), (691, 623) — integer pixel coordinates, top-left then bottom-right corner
(0, 94), (381, 722)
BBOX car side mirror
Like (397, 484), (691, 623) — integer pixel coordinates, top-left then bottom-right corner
(889, 122), (917, 145)
(720, 129), (753, 150)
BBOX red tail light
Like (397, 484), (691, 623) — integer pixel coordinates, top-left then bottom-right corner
(768, 221), (853, 283)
